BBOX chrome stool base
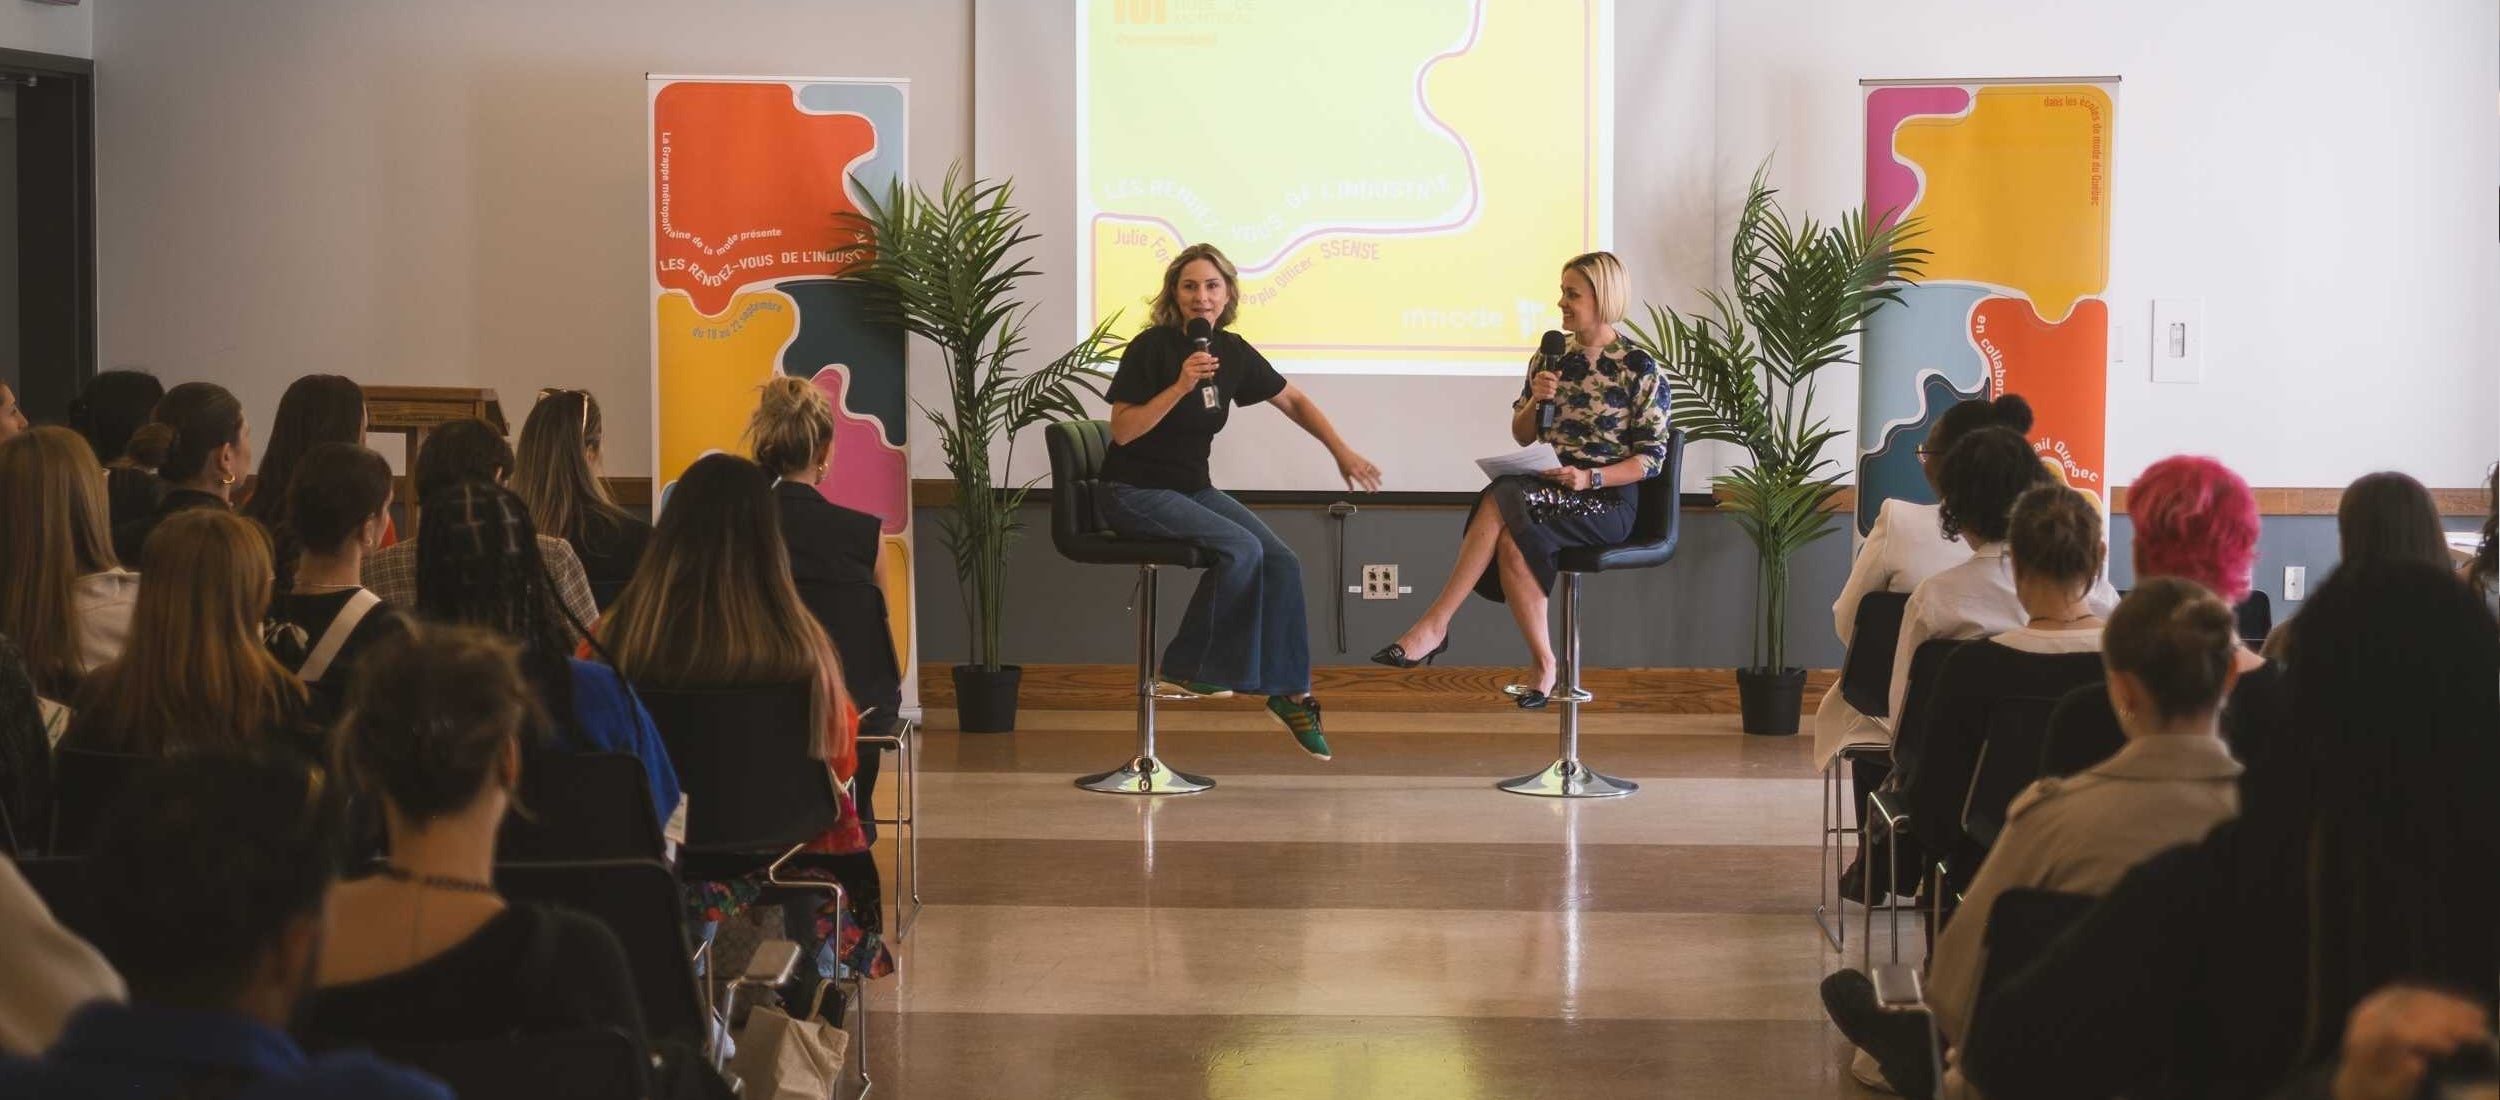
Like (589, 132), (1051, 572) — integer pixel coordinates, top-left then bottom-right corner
(1077, 756), (1215, 796)
(1497, 758), (1638, 799)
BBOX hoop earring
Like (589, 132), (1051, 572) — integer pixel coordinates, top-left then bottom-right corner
(219, 472), (238, 486)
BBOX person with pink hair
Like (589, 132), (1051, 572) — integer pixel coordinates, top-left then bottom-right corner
(2044, 454), (2286, 778)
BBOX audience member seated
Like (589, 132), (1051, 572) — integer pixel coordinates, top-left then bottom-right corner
(2466, 464), (2497, 618)
(67, 369), (167, 530)
(298, 624), (647, 1065)
(1816, 394), (2032, 762)
(361, 418), (598, 633)
(411, 480), (677, 830)
(0, 427), (138, 704)
(0, 637), (52, 846)
(748, 375), (905, 836)
(1832, 578), (2249, 1095)
(0, 755), (449, 1099)
(0, 853), (126, 1055)
(512, 388), (650, 610)
(602, 452), (893, 995)
(2045, 454), (2287, 782)
(1887, 427), (2118, 724)
(2265, 470), (2456, 661)
(1962, 560), (2500, 1100)
(264, 443), (410, 723)
(64, 510), (317, 763)
(110, 381), (255, 565)
(0, 381), (23, 443)
(239, 375), (384, 589)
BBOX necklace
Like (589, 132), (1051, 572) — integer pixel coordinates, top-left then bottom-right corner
(376, 863), (498, 895)
(2030, 612), (2099, 627)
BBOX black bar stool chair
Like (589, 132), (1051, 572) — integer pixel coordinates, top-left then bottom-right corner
(1046, 419), (1217, 796)
(1498, 429), (1685, 799)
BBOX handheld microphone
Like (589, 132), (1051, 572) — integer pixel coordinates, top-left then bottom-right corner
(1185, 317), (1218, 410)
(1534, 330), (1568, 432)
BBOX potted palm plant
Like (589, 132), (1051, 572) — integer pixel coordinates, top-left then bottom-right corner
(1626, 163), (1925, 735)
(838, 165), (1123, 733)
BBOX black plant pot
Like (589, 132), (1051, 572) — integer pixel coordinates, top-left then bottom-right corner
(1736, 666), (1807, 736)
(952, 664), (1023, 734)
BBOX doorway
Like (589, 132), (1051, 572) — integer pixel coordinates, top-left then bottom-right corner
(0, 47), (94, 425)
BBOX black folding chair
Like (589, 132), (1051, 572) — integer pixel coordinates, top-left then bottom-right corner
(1973, 888), (2097, 1010)
(494, 859), (710, 1054)
(1819, 590), (1913, 948)
(48, 748), (149, 855)
(498, 751), (666, 864)
(366, 1027), (647, 1100)
(639, 682), (874, 1098)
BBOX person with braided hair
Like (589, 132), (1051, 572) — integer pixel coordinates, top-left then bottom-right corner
(411, 480), (677, 829)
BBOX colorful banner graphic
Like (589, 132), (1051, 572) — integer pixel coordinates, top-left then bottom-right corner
(647, 77), (919, 715)
(1078, 0), (1612, 376)
(1857, 80), (2115, 534)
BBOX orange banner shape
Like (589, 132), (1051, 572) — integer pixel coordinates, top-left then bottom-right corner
(652, 82), (875, 317)
(1972, 296), (2109, 499)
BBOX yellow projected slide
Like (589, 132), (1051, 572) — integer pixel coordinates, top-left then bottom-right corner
(1079, 0), (1613, 376)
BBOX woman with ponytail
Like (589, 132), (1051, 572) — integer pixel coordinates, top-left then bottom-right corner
(110, 382), (256, 565)
(745, 376), (904, 833)
(511, 388), (650, 609)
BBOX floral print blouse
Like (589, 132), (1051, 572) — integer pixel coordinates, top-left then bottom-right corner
(1511, 336), (1672, 477)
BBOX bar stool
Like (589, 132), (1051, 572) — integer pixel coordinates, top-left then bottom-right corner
(1497, 429), (1684, 799)
(1045, 419), (1218, 796)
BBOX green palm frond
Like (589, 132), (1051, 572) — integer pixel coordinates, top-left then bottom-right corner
(836, 162), (1119, 671)
(1623, 157), (1924, 671)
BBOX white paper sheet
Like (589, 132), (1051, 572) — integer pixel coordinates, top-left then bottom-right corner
(1475, 442), (1561, 481)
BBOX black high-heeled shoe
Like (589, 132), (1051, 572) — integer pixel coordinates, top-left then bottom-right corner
(1370, 637), (1450, 668)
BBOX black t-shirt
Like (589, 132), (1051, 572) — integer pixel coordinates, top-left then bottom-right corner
(269, 588), (411, 721)
(1100, 324), (1287, 492)
(298, 902), (647, 1050)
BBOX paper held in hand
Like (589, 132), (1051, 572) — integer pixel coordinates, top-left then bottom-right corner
(1475, 442), (1561, 481)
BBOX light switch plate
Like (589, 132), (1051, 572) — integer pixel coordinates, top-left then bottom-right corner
(2150, 299), (2204, 384)
(2284, 566), (2306, 603)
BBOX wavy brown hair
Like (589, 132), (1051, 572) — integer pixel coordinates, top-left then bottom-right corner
(1147, 243), (1241, 331)
(72, 509), (305, 755)
(603, 453), (848, 755)
(511, 388), (632, 549)
(0, 427), (121, 698)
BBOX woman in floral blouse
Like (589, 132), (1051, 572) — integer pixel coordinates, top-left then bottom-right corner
(1374, 251), (1672, 708)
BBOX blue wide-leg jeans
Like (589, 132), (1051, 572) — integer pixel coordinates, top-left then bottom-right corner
(1097, 483), (1310, 698)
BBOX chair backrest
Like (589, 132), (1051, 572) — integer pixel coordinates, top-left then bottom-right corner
(366, 1027), (646, 1100)
(497, 751), (666, 864)
(1974, 887), (2097, 1011)
(1890, 639), (1976, 775)
(1047, 419), (1115, 548)
(2039, 681), (2122, 779)
(636, 682), (837, 856)
(1627, 428), (1686, 549)
(48, 748), (150, 856)
(494, 859), (708, 1048)
(1961, 693), (2077, 848)
(2234, 590), (2273, 647)
(1838, 592), (1912, 718)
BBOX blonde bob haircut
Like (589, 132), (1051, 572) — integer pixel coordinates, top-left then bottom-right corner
(1148, 243), (1241, 331)
(1564, 251), (1630, 325)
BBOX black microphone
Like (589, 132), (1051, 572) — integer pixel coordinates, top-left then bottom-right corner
(1534, 330), (1568, 432)
(1186, 317), (1218, 410)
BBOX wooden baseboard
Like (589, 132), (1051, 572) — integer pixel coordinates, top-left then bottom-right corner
(919, 663), (1837, 714)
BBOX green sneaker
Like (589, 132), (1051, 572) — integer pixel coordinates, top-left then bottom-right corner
(1158, 678), (1235, 699)
(1265, 695), (1331, 761)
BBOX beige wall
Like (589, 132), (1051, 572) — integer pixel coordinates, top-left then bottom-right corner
(0, 0), (89, 59)
(93, 0), (968, 475)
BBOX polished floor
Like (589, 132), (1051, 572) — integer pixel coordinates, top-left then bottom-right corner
(854, 710), (1899, 1098)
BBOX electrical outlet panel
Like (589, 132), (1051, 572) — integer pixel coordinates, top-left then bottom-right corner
(2284, 566), (2306, 602)
(1362, 564), (1400, 600)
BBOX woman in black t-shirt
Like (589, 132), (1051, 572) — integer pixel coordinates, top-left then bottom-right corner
(1099, 243), (1380, 761)
(266, 442), (410, 723)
